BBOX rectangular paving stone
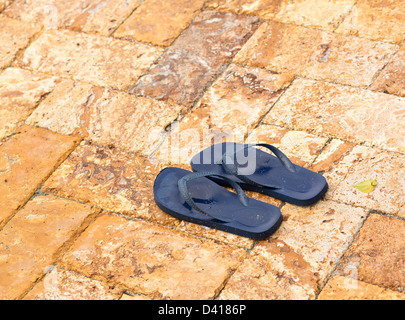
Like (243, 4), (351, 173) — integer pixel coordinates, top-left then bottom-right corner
(318, 275), (405, 300)
(218, 239), (319, 300)
(23, 267), (123, 300)
(42, 141), (254, 248)
(329, 145), (404, 217)
(0, 125), (79, 227)
(234, 21), (397, 87)
(26, 79), (185, 155)
(131, 9), (259, 107)
(0, 195), (100, 299)
(16, 29), (163, 90)
(276, 200), (367, 284)
(338, 214), (405, 293)
(0, 67), (59, 140)
(0, 15), (40, 69)
(155, 63), (294, 164)
(42, 141), (173, 225)
(246, 124), (328, 168)
(371, 45), (405, 97)
(263, 79), (405, 154)
(310, 138), (356, 195)
(336, 0), (405, 44)
(114, 0), (206, 46)
(219, 200), (367, 299)
(59, 212), (246, 299)
(208, 0), (356, 31)
(4, 0), (142, 35)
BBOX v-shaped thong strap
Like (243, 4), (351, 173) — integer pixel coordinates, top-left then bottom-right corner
(177, 171), (248, 223)
(218, 143), (296, 189)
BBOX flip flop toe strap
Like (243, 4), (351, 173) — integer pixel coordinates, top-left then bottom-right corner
(220, 143), (296, 189)
(177, 171), (248, 223)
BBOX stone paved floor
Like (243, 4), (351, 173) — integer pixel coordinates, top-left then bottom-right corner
(0, 0), (404, 300)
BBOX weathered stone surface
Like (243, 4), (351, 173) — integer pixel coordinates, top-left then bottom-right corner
(0, 195), (99, 299)
(26, 79), (185, 155)
(0, 0), (12, 12)
(338, 214), (405, 293)
(336, 0), (405, 44)
(219, 240), (319, 300)
(0, 15), (40, 69)
(131, 10), (259, 107)
(114, 0), (205, 46)
(372, 45), (405, 97)
(276, 200), (367, 284)
(0, 125), (78, 227)
(24, 267), (123, 300)
(247, 125), (328, 168)
(318, 275), (405, 300)
(59, 212), (246, 299)
(208, 0), (356, 31)
(155, 64), (294, 164)
(220, 200), (367, 299)
(264, 79), (405, 153)
(42, 141), (174, 225)
(332, 146), (404, 216)
(312, 142), (404, 216)
(234, 21), (397, 87)
(310, 139), (356, 195)
(120, 293), (151, 300)
(273, 200), (367, 283)
(16, 29), (163, 90)
(4, 0), (142, 35)
(42, 141), (255, 247)
(0, 68), (59, 140)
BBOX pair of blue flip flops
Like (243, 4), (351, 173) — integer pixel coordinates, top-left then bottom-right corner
(153, 143), (328, 239)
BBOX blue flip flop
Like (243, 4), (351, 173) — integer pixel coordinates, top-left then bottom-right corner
(153, 167), (282, 239)
(190, 142), (328, 206)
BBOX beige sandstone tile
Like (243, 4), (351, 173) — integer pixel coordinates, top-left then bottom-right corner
(0, 67), (59, 140)
(16, 29), (163, 90)
(246, 125), (328, 168)
(208, 0), (356, 31)
(0, 125), (79, 227)
(114, 0), (206, 46)
(311, 142), (404, 216)
(318, 275), (405, 300)
(59, 212), (246, 299)
(4, 0), (142, 35)
(331, 146), (405, 217)
(336, 0), (405, 44)
(272, 0), (355, 31)
(131, 9), (259, 107)
(219, 239), (318, 300)
(24, 267), (123, 300)
(207, 0), (281, 18)
(0, 15), (40, 69)
(276, 200), (367, 284)
(26, 79), (185, 155)
(371, 45), (405, 97)
(0, 0), (12, 12)
(42, 141), (256, 247)
(0, 195), (99, 299)
(155, 64), (294, 164)
(234, 21), (397, 87)
(310, 139), (356, 195)
(264, 79), (405, 154)
(42, 141), (175, 226)
(220, 200), (367, 299)
(120, 293), (151, 300)
(338, 214), (405, 293)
